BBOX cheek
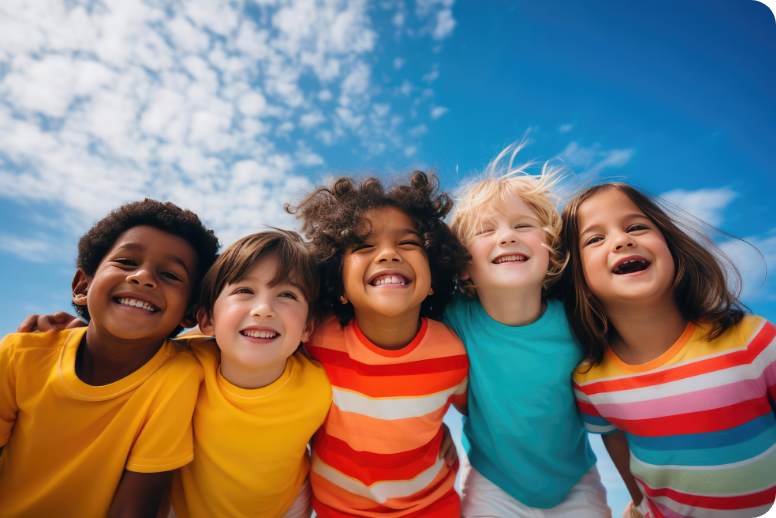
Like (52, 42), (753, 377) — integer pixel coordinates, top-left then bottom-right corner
(580, 248), (607, 293)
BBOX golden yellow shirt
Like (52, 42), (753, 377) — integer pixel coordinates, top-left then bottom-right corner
(171, 337), (332, 518)
(0, 327), (203, 518)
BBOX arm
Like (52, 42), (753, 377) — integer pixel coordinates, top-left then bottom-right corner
(17, 312), (83, 333)
(452, 401), (468, 416)
(602, 431), (643, 506)
(438, 422), (458, 468)
(107, 470), (174, 518)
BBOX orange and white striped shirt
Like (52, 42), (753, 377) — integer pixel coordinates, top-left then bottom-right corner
(308, 316), (469, 518)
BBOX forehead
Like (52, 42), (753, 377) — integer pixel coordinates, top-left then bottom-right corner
(237, 255), (282, 283)
(480, 193), (540, 222)
(362, 206), (417, 234)
(107, 225), (197, 267)
(579, 189), (644, 226)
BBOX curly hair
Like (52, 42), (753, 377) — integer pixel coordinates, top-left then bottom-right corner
(286, 171), (470, 327)
(75, 199), (220, 330)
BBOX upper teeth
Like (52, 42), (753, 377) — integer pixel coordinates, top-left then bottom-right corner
(373, 274), (408, 286)
(117, 297), (157, 312)
(494, 255), (527, 264)
(243, 330), (278, 338)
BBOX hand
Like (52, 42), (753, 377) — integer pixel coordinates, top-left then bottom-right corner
(438, 423), (458, 468)
(17, 312), (83, 333)
(623, 501), (633, 518)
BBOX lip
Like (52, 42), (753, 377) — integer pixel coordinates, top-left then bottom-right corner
(492, 252), (529, 265)
(367, 269), (413, 287)
(611, 255), (652, 276)
(112, 292), (162, 314)
(240, 325), (281, 343)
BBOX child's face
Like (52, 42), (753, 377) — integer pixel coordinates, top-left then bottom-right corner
(79, 225), (197, 343)
(577, 189), (675, 308)
(463, 194), (550, 294)
(201, 256), (312, 371)
(341, 206), (432, 320)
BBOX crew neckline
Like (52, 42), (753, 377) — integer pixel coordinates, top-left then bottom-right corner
(216, 356), (294, 402)
(605, 321), (697, 373)
(353, 317), (428, 357)
(473, 297), (558, 338)
(58, 327), (171, 401)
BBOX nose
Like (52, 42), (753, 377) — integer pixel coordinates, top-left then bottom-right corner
(612, 232), (635, 251)
(497, 227), (519, 246)
(126, 268), (157, 289)
(375, 243), (402, 263)
(250, 297), (276, 319)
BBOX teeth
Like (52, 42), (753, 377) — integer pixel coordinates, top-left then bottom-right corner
(242, 329), (279, 339)
(494, 255), (527, 264)
(117, 297), (157, 312)
(372, 274), (408, 286)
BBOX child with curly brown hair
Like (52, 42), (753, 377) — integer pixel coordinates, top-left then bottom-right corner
(286, 171), (470, 518)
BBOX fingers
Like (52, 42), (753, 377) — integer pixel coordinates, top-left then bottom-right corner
(17, 314), (42, 333)
(438, 424), (458, 468)
(623, 501), (633, 518)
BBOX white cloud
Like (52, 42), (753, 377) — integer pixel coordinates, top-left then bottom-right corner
(404, 145), (417, 157)
(393, 57), (406, 70)
(430, 106), (449, 119)
(408, 123), (428, 137)
(559, 142), (635, 175)
(721, 229), (776, 302)
(400, 79), (414, 95)
(660, 187), (738, 227)
(559, 123), (573, 133)
(0, 0), (429, 248)
(423, 65), (439, 83)
(415, 0), (457, 40)
(0, 234), (55, 263)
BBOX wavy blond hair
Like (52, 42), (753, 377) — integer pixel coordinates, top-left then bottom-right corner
(451, 140), (568, 298)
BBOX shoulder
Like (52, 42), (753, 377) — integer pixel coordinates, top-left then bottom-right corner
(442, 292), (475, 323)
(173, 335), (219, 368)
(1, 329), (79, 366)
(426, 318), (467, 355)
(309, 315), (347, 350)
(157, 338), (205, 386)
(290, 351), (332, 391)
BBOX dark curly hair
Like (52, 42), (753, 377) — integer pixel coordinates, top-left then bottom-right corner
(286, 171), (470, 327)
(75, 199), (220, 332)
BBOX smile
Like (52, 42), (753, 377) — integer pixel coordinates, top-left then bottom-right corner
(115, 297), (158, 313)
(371, 274), (409, 286)
(493, 254), (528, 264)
(612, 259), (651, 275)
(241, 329), (279, 339)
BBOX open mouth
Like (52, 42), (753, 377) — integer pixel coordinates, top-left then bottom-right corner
(612, 260), (651, 275)
(371, 274), (409, 286)
(115, 297), (158, 313)
(493, 254), (528, 264)
(241, 329), (279, 339)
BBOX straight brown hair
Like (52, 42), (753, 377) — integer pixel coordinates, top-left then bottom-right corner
(196, 229), (320, 325)
(560, 183), (746, 367)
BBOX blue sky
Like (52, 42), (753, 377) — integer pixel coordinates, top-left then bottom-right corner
(1, 0), (774, 511)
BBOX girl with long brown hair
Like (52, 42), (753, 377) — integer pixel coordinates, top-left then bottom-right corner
(561, 183), (776, 518)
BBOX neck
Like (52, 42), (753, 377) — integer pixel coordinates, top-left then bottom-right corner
(354, 307), (422, 350)
(605, 295), (689, 365)
(477, 284), (545, 326)
(78, 323), (166, 386)
(220, 355), (288, 390)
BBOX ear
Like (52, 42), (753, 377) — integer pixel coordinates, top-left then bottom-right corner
(180, 314), (198, 330)
(460, 267), (471, 281)
(197, 307), (216, 337)
(71, 269), (90, 307)
(300, 318), (315, 344)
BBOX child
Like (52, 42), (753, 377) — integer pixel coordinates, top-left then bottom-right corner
(0, 199), (219, 518)
(170, 230), (332, 518)
(562, 183), (776, 518)
(444, 143), (611, 517)
(287, 171), (469, 517)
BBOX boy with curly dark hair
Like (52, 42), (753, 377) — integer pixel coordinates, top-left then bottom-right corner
(1, 199), (219, 518)
(286, 171), (470, 518)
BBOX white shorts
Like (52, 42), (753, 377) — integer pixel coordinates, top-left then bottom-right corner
(461, 463), (611, 518)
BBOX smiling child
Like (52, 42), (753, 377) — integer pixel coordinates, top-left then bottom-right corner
(288, 172), (470, 517)
(0, 199), (219, 518)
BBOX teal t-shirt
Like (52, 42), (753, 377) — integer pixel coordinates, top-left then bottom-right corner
(442, 295), (596, 509)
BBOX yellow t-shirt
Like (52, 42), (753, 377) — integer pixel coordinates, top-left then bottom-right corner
(171, 337), (332, 518)
(0, 327), (203, 518)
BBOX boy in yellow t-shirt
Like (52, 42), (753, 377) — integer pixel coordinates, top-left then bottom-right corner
(171, 230), (332, 518)
(1, 199), (219, 518)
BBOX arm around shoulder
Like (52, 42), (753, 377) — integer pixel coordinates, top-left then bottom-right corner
(602, 430), (643, 507)
(107, 470), (174, 518)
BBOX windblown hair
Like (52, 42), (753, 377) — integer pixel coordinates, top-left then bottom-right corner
(560, 182), (747, 367)
(451, 141), (568, 298)
(196, 230), (320, 327)
(286, 171), (470, 327)
(75, 199), (220, 329)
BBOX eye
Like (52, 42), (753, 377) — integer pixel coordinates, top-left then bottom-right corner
(279, 291), (299, 300)
(476, 228), (495, 236)
(353, 242), (374, 252)
(627, 224), (649, 232)
(514, 223), (533, 230)
(161, 271), (183, 282)
(400, 239), (422, 247)
(113, 258), (137, 266)
(584, 236), (603, 246)
(232, 287), (253, 295)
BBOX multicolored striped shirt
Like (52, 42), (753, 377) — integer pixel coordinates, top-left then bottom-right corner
(307, 316), (469, 518)
(573, 316), (776, 518)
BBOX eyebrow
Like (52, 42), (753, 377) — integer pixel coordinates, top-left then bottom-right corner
(113, 242), (191, 275)
(579, 213), (650, 236)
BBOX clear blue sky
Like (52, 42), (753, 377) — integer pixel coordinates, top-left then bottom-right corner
(1, 0), (774, 512)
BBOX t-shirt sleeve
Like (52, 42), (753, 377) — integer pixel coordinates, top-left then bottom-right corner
(0, 334), (18, 447)
(125, 365), (202, 473)
(450, 376), (468, 406)
(573, 380), (619, 435)
(758, 320), (776, 406)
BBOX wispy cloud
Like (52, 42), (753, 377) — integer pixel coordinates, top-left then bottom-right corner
(660, 187), (738, 227)
(559, 123), (574, 133)
(430, 106), (449, 119)
(0, 0), (458, 251)
(559, 141), (636, 175)
(0, 234), (55, 263)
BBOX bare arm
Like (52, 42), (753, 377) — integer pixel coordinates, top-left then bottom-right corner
(602, 431), (643, 506)
(452, 402), (468, 416)
(107, 470), (174, 518)
(17, 312), (83, 333)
